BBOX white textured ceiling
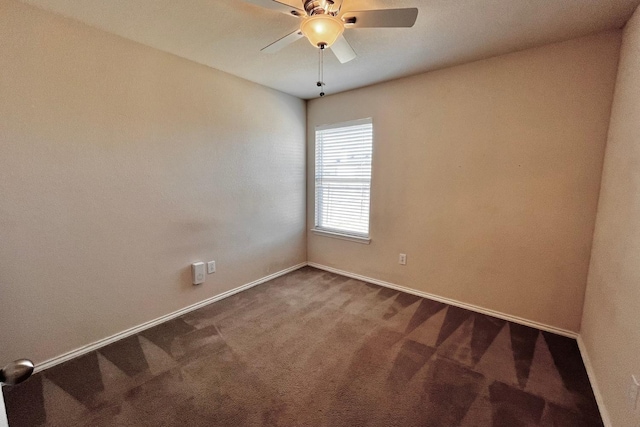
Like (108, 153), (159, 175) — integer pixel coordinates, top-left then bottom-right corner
(19, 0), (640, 99)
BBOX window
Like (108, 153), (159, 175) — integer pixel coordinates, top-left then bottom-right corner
(314, 118), (373, 241)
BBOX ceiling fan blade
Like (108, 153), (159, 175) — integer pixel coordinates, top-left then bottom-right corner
(243, 0), (305, 17)
(261, 29), (304, 53)
(330, 35), (356, 63)
(341, 8), (419, 28)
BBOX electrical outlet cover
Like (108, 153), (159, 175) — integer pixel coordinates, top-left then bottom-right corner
(192, 262), (205, 285)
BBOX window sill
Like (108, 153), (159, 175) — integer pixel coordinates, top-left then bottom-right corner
(311, 228), (371, 245)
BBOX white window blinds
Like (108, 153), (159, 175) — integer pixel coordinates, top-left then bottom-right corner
(314, 118), (373, 237)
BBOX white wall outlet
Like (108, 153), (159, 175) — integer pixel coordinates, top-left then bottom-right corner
(192, 262), (205, 285)
(629, 375), (640, 410)
(399, 253), (407, 265)
(207, 261), (216, 274)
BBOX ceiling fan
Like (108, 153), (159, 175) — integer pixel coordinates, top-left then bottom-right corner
(244, 0), (419, 64)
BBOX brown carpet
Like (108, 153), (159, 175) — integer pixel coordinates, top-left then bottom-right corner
(4, 267), (603, 426)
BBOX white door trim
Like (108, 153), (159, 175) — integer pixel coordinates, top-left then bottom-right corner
(0, 387), (9, 427)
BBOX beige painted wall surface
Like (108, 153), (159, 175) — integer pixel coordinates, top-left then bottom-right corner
(307, 32), (621, 333)
(581, 6), (640, 427)
(0, 0), (306, 366)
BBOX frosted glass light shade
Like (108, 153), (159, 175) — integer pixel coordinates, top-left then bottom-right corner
(300, 15), (345, 48)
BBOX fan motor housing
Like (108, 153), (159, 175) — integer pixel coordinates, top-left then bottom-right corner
(304, 0), (336, 16)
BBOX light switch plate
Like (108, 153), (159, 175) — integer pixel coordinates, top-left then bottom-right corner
(207, 261), (216, 274)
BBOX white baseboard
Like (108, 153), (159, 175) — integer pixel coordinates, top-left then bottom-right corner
(34, 262), (308, 373)
(307, 262), (578, 339)
(577, 336), (612, 427)
(34, 260), (579, 373)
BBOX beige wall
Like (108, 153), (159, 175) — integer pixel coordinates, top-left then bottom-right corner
(307, 31), (621, 333)
(581, 6), (640, 427)
(0, 0), (306, 366)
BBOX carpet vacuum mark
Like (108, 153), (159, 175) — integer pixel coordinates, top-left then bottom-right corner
(4, 267), (603, 426)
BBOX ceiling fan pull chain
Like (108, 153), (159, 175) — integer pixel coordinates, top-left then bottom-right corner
(317, 44), (326, 97)
(317, 47), (322, 86)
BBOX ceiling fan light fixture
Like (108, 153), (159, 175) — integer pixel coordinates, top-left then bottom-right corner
(300, 14), (344, 48)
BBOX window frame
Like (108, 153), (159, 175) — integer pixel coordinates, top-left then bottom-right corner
(312, 117), (373, 244)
